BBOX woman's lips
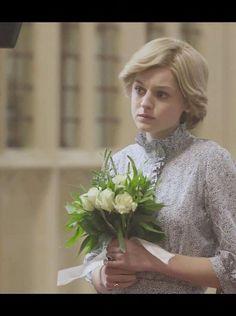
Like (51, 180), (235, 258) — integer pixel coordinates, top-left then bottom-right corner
(137, 114), (155, 119)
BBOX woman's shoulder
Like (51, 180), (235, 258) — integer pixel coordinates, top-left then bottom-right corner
(192, 137), (235, 166)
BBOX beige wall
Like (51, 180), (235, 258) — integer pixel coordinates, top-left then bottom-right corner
(0, 23), (235, 293)
(194, 23), (236, 158)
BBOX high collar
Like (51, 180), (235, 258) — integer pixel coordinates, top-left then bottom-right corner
(135, 124), (194, 161)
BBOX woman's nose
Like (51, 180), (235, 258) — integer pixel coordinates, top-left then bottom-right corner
(140, 91), (154, 109)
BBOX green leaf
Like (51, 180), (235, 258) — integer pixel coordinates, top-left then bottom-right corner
(137, 231), (165, 243)
(65, 213), (86, 231)
(98, 233), (112, 248)
(99, 210), (117, 235)
(131, 214), (154, 224)
(117, 226), (126, 253)
(138, 196), (153, 203)
(103, 149), (112, 171)
(65, 203), (77, 214)
(127, 155), (137, 178)
(109, 155), (118, 176)
(79, 235), (99, 255)
(65, 226), (85, 248)
(65, 221), (78, 231)
(129, 225), (145, 239)
(80, 218), (100, 235)
(66, 212), (86, 223)
(140, 201), (165, 212)
(127, 162), (130, 176)
(139, 222), (165, 234)
(90, 211), (110, 233)
(70, 192), (82, 202)
(103, 148), (108, 167)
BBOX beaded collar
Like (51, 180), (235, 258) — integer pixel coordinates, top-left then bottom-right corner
(135, 123), (194, 162)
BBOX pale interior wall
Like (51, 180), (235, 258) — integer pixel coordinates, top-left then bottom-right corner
(193, 23), (236, 158)
(0, 22), (235, 294)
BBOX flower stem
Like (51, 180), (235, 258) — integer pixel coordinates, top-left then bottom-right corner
(99, 210), (117, 235)
(126, 213), (132, 238)
(121, 214), (127, 238)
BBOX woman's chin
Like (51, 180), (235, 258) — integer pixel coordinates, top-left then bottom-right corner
(135, 122), (154, 132)
(137, 125), (154, 133)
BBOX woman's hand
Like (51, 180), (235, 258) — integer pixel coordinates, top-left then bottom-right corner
(106, 238), (165, 273)
(100, 264), (137, 290)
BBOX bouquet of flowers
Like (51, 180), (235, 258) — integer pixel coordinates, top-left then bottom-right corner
(64, 149), (165, 255)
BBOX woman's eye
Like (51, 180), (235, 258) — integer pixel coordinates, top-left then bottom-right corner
(134, 86), (145, 95)
(157, 91), (168, 98)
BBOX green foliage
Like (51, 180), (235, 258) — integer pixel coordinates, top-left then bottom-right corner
(65, 150), (165, 256)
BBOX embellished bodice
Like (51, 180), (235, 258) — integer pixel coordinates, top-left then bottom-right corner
(135, 124), (194, 185)
(135, 123), (193, 158)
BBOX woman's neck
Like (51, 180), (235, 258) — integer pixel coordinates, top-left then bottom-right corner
(146, 125), (179, 142)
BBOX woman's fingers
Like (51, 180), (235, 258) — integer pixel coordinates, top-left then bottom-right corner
(103, 273), (137, 290)
(106, 252), (123, 261)
(104, 266), (135, 275)
(100, 264), (138, 290)
(106, 280), (137, 290)
(105, 259), (124, 270)
(106, 246), (123, 254)
(107, 273), (137, 283)
(107, 239), (119, 248)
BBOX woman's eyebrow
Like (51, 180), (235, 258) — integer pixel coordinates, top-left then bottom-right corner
(134, 79), (173, 90)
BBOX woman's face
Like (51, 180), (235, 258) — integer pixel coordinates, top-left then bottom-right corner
(131, 66), (187, 140)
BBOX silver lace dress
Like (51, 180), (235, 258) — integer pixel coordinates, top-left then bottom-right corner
(84, 124), (236, 293)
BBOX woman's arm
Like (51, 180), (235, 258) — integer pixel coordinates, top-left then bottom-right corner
(166, 254), (220, 288)
(204, 146), (236, 292)
(106, 239), (220, 289)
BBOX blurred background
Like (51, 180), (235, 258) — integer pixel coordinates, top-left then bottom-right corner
(0, 22), (235, 293)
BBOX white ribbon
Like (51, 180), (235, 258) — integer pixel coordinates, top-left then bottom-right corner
(57, 238), (175, 286)
(57, 250), (105, 286)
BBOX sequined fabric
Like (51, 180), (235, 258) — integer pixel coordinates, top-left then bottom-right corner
(84, 124), (236, 293)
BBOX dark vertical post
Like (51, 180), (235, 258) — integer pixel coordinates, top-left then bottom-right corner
(0, 22), (22, 48)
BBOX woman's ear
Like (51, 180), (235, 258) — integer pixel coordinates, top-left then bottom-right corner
(183, 100), (190, 113)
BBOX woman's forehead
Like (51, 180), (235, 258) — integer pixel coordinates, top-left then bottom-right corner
(135, 67), (177, 89)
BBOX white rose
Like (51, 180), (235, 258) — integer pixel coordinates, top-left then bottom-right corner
(112, 175), (127, 186)
(96, 188), (115, 212)
(87, 187), (100, 207)
(80, 194), (95, 212)
(113, 192), (137, 214)
(80, 187), (100, 211)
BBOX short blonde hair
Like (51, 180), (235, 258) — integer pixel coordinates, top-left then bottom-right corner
(119, 37), (209, 129)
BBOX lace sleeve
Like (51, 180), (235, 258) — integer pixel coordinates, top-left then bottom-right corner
(205, 145), (236, 293)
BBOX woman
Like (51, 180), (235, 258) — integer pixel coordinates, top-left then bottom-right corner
(85, 37), (236, 293)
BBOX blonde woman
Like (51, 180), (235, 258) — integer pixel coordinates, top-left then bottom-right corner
(85, 37), (236, 294)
